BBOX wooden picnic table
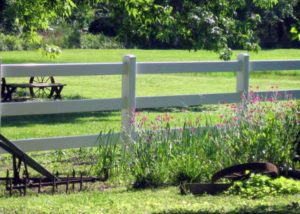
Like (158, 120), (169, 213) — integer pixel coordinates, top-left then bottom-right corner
(1, 77), (66, 102)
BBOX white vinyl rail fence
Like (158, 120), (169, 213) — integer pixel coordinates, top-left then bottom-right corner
(0, 53), (299, 153)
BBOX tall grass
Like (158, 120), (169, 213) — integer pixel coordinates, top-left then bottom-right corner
(92, 91), (299, 187)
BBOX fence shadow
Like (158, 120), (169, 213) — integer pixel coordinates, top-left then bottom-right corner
(1, 111), (118, 127)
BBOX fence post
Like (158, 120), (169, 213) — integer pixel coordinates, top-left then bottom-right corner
(236, 53), (250, 101)
(121, 55), (137, 143)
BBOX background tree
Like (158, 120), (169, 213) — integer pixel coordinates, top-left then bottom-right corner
(0, 0), (299, 59)
(0, 0), (76, 45)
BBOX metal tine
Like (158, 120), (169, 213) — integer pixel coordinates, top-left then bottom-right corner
(66, 174), (69, 193)
(24, 177), (27, 196)
(9, 178), (12, 196)
(52, 178), (56, 194)
(72, 169), (75, 191)
(6, 170), (9, 189)
(80, 173), (83, 191)
(56, 171), (59, 189)
(38, 178), (41, 193)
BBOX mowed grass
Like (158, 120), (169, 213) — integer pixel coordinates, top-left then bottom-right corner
(0, 49), (299, 140)
(0, 187), (299, 214)
(1, 48), (300, 63)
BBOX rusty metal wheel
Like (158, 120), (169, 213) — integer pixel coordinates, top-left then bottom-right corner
(211, 162), (279, 183)
(29, 76), (55, 98)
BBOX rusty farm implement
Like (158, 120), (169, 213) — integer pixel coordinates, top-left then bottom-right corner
(0, 134), (108, 195)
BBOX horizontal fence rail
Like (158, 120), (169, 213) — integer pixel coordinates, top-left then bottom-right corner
(137, 61), (239, 74)
(2, 63), (124, 77)
(136, 93), (242, 109)
(0, 53), (299, 153)
(10, 133), (121, 152)
(251, 60), (300, 71)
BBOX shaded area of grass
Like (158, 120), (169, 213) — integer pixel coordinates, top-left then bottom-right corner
(0, 109), (219, 140)
(0, 187), (299, 213)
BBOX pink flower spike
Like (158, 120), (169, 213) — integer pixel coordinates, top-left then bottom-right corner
(130, 119), (135, 124)
(252, 95), (261, 104)
(130, 107), (135, 114)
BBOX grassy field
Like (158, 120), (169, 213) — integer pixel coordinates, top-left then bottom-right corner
(1, 49), (300, 63)
(0, 187), (299, 213)
(0, 49), (299, 140)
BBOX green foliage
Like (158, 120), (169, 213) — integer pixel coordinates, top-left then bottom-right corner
(291, 25), (300, 41)
(228, 174), (300, 199)
(219, 94), (299, 167)
(41, 44), (62, 59)
(80, 33), (123, 49)
(92, 132), (120, 179)
(41, 24), (78, 48)
(96, 0), (298, 59)
(0, 33), (23, 51)
(88, 95), (299, 188)
(1, 0), (299, 55)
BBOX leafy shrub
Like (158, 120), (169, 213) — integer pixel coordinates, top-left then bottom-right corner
(218, 92), (299, 166)
(80, 33), (123, 49)
(0, 33), (23, 51)
(41, 24), (76, 48)
(41, 44), (62, 59)
(228, 174), (300, 199)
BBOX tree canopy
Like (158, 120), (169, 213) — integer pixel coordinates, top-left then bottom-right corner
(0, 0), (299, 59)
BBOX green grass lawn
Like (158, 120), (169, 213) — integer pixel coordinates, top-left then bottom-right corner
(0, 187), (299, 214)
(0, 49), (299, 140)
(1, 49), (300, 63)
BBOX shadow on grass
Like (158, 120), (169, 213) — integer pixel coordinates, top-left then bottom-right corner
(62, 94), (88, 100)
(139, 105), (218, 113)
(153, 203), (300, 214)
(1, 111), (119, 127)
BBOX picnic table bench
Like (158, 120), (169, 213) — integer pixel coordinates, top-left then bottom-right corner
(1, 77), (66, 102)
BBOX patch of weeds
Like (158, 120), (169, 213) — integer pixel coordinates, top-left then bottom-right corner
(228, 174), (300, 199)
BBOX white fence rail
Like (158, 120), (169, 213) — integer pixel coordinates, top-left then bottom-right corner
(0, 53), (299, 153)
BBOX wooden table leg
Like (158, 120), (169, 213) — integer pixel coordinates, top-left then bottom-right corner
(3, 86), (16, 102)
(52, 86), (64, 99)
